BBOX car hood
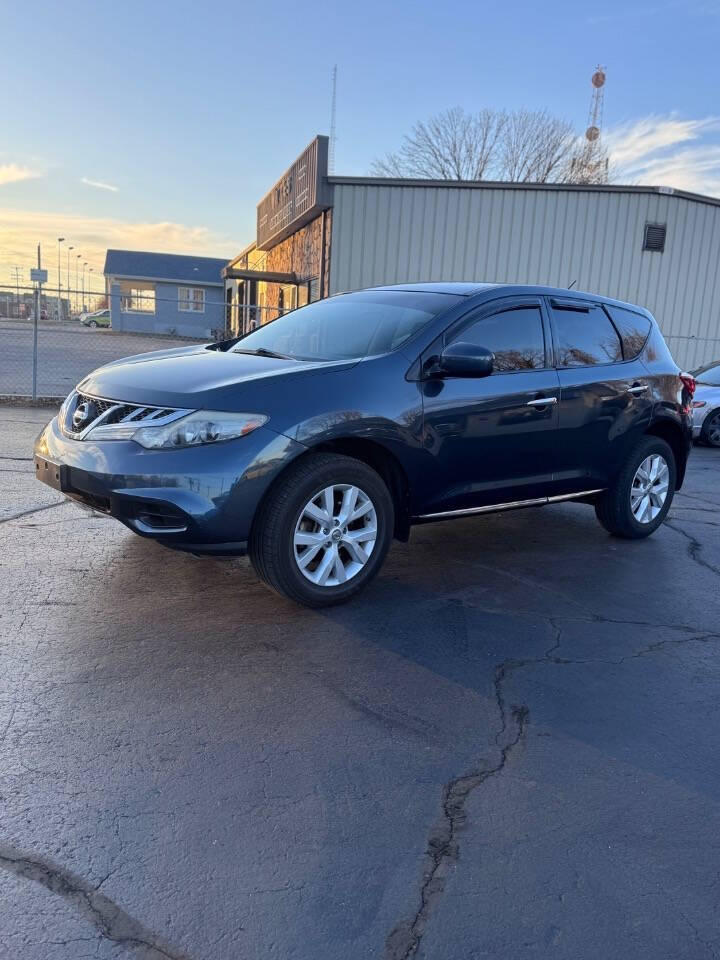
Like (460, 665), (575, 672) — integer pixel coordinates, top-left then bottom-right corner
(77, 344), (358, 410)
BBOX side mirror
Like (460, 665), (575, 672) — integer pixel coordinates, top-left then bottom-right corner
(435, 342), (494, 378)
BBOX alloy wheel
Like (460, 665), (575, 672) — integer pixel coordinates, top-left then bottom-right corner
(706, 412), (720, 447)
(630, 454), (670, 524)
(293, 484), (377, 586)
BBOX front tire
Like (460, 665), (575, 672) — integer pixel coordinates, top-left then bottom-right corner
(249, 453), (394, 607)
(88, 320), (98, 328)
(595, 436), (676, 539)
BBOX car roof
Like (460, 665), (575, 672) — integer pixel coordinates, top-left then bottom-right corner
(364, 282), (652, 315)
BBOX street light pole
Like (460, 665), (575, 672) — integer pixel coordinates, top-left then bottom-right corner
(67, 246), (74, 314)
(12, 266), (22, 318)
(82, 262), (87, 312)
(76, 253), (81, 315)
(57, 237), (65, 321)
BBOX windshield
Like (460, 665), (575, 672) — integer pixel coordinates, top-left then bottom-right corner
(691, 361), (720, 385)
(232, 290), (462, 362)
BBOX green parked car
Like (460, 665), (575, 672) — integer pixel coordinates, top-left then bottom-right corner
(81, 309), (111, 328)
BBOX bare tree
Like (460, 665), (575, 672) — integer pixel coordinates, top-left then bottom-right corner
(371, 106), (600, 184)
(372, 107), (506, 181)
(498, 109), (576, 182)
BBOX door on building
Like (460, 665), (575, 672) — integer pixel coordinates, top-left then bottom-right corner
(547, 297), (654, 491)
(419, 296), (561, 515)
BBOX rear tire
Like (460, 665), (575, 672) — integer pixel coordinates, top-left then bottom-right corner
(249, 453), (394, 607)
(701, 410), (720, 447)
(88, 320), (98, 328)
(595, 436), (676, 539)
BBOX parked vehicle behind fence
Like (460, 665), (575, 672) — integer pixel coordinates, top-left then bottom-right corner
(80, 309), (111, 328)
(35, 283), (694, 606)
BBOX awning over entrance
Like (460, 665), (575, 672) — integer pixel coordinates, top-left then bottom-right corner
(223, 267), (299, 284)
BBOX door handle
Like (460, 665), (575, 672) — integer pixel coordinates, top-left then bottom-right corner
(526, 396), (558, 407)
(627, 384), (649, 394)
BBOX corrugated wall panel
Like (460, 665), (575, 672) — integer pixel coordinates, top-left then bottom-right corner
(329, 183), (720, 367)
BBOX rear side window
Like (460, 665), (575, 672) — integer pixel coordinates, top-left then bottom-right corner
(451, 305), (546, 372)
(551, 303), (623, 367)
(605, 306), (652, 359)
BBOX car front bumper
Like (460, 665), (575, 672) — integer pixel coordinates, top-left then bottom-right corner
(34, 415), (307, 555)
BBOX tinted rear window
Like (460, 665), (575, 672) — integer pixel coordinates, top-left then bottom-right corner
(551, 303), (623, 367)
(605, 305), (652, 359)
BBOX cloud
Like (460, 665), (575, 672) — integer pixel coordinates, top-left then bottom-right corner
(0, 163), (41, 187)
(605, 114), (720, 197)
(0, 208), (238, 287)
(81, 177), (119, 193)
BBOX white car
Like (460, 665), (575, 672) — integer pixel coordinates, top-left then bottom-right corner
(691, 360), (720, 447)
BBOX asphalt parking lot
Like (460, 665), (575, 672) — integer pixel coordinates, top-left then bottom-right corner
(1, 404), (719, 960)
(0, 321), (199, 398)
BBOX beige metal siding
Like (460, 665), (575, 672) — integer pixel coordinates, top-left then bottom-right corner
(329, 182), (720, 369)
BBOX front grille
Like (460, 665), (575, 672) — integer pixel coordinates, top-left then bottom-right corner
(62, 391), (188, 438)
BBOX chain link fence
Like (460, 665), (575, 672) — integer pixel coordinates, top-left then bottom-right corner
(0, 284), (283, 400)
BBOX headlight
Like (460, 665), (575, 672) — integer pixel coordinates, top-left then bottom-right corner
(85, 410), (268, 448)
(132, 410), (268, 449)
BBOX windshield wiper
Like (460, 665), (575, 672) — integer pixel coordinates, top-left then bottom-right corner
(233, 347), (296, 360)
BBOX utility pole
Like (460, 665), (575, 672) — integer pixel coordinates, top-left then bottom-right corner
(57, 237), (65, 320)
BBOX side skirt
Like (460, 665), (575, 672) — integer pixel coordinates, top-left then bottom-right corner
(413, 488), (606, 523)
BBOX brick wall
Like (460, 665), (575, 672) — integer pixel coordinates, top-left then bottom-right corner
(263, 210), (332, 312)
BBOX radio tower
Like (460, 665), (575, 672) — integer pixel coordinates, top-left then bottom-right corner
(570, 66), (609, 184)
(329, 65), (337, 174)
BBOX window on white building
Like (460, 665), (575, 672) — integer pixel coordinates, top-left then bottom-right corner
(178, 287), (205, 312)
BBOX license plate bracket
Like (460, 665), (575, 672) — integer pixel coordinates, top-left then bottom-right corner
(35, 456), (67, 492)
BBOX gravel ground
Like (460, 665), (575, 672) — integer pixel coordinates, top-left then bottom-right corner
(1, 404), (719, 960)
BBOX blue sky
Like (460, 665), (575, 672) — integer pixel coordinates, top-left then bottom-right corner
(1, 0), (719, 286)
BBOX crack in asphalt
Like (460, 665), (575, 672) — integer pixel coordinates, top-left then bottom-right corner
(0, 501), (66, 524)
(384, 612), (554, 960)
(385, 616), (720, 960)
(0, 846), (190, 959)
(385, 704), (529, 960)
(665, 521), (720, 579)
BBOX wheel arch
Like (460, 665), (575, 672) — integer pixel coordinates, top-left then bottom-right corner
(308, 438), (411, 541)
(645, 418), (688, 489)
(253, 436), (412, 542)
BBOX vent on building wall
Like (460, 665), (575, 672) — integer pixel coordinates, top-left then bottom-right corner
(643, 222), (667, 252)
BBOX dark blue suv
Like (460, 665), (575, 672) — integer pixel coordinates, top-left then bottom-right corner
(35, 283), (693, 606)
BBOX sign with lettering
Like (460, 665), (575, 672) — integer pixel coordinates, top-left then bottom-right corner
(256, 136), (332, 250)
(30, 268), (48, 283)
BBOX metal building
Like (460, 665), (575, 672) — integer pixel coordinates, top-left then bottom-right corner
(226, 137), (720, 369)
